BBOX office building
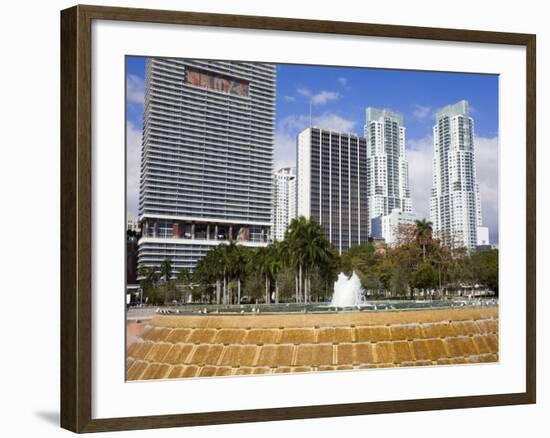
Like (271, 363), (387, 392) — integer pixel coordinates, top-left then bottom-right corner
(371, 208), (418, 246)
(429, 100), (482, 249)
(364, 108), (413, 236)
(272, 166), (297, 241)
(297, 127), (368, 253)
(137, 58), (276, 275)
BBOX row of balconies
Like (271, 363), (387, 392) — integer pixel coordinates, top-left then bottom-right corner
(142, 169), (271, 187)
(143, 149), (271, 167)
(148, 103), (275, 130)
(150, 88), (276, 119)
(143, 137), (274, 159)
(141, 190), (272, 205)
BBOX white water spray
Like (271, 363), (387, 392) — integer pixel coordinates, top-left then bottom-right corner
(330, 272), (364, 307)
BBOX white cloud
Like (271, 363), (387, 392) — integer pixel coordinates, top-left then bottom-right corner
(407, 136), (434, 221)
(126, 121), (142, 217)
(406, 135), (499, 243)
(274, 112), (357, 170)
(274, 130), (297, 172)
(474, 136), (499, 243)
(283, 95), (296, 102)
(313, 113), (355, 132)
(294, 87), (340, 106)
(337, 77), (349, 88)
(311, 90), (340, 106)
(411, 104), (431, 120)
(127, 74), (145, 105)
(279, 113), (356, 135)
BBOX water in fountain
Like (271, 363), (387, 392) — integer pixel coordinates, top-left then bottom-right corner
(330, 271), (364, 307)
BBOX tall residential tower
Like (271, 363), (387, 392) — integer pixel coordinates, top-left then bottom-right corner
(430, 100), (482, 249)
(272, 167), (297, 241)
(364, 108), (413, 236)
(296, 127), (369, 253)
(138, 58), (276, 275)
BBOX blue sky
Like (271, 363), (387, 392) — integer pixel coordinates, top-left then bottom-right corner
(275, 64), (498, 140)
(126, 57), (499, 243)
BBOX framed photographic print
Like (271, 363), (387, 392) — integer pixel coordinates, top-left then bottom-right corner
(60, 4), (536, 433)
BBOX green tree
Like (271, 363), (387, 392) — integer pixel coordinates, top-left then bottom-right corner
(138, 265), (160, 305)
(283, 216), (332, 303)
(231, 244), (248, 304)
(253, 246), (273, 304)
(411, 261), (439, 290)
(175, 266), (192, 303)
(159, 257), (172, 283)
(194, 246), (223, 304)
(414, 219), (433, 262)
(389, 264), (410, 298)
(340, 243), (376, 276)
(472, 249), (499, 295)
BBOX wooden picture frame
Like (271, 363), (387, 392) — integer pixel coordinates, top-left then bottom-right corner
(60, 4), (536, 433)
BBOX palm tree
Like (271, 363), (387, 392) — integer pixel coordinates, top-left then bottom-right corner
(283, 216), (332, 304)
(302, 219), (331, 302)
(159, 257), (172, 283)
(194, 246), (223, 304)
(224, 241), (246, 305)
(268, 242), (284, 304)
(414, 219), (433, 262)
(138, 265), (159, 304)
(282, 216), (307, 303)
(158, 257), (174, 304)
(255, 246), (272, 304)
(216, 244), (231, 305)
(232, 244), (248, 304)
(176, 266), (191, 303)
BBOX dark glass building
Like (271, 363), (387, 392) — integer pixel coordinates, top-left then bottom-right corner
(297, 127), (369, 253)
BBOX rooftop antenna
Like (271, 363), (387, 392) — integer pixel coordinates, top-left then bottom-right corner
(309, 98), (312, 127)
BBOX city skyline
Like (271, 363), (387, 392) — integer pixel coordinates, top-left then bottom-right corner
(127, 57), (499, 243)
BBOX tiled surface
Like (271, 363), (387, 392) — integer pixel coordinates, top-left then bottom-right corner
(126, 306), (499, 381)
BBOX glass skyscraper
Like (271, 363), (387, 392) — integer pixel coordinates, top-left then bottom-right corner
(297, 127), (369, 253)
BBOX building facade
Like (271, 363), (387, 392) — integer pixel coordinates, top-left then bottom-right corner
(430, 100), (482, 249)
(127, 214), (141, 234)
(477, 226), (489, 246)
(371, 208), (418, 246)
(138, 58), (276, 275)
(364, 108), (413, 236)
(297, 127), (369, 253)
(272, 166), (297, 241)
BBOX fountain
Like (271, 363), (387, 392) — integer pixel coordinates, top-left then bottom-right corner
(329, 272), (364, 307)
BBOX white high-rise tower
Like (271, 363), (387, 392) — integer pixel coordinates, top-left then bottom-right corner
(272, 167), (297, 241)
(430, 100), (482, 249)
(364, 108), (412, 236)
